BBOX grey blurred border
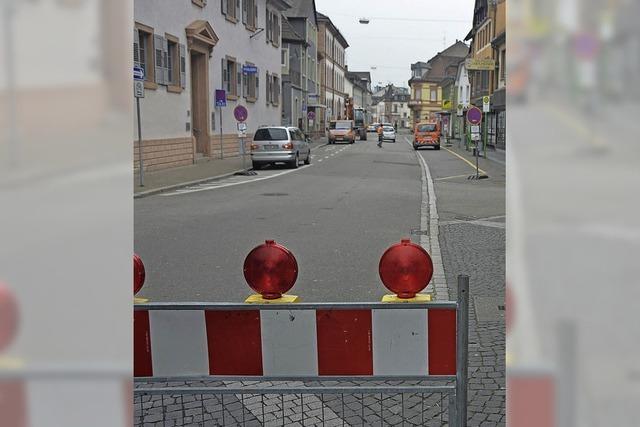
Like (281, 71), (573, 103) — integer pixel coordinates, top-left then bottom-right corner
(0, 0), (131, 426)
(507, 0), (640, 425)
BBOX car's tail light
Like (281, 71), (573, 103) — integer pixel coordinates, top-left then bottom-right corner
(250, 144), (259, 151)
(283, 142), (294, 150)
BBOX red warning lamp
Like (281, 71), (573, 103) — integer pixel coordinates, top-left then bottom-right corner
(0, 281), (18, 353)
(134, 254), (146, 295)
(244, 240), (298, 300)
(379, 239), (433, 299)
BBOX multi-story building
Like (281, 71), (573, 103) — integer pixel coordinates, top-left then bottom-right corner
(281, 19), (306, 129)
(282, 0), (321, 135)
(345, 71), (373, 113)
(464, 0), (505, 148)
(372, 85), (411, 127)
(317, 12), (349, 127)
(408, 41), (468, 127)
(491, 0), (506, 149)
(453, 61), (471, 139)
(133, 0), (289, 172)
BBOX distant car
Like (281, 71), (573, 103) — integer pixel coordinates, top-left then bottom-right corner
(367, 124), (378, 132)
(327, 120), (356, 144)
(250, 126), (311, 169)
(413, 122), (441, 150)
(382, 125), (396, 142)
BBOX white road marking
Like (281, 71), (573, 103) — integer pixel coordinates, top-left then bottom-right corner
(161, 143), (352, 197)
(162, 165), (313, 196)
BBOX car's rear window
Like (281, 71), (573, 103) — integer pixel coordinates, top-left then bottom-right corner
(383, 126), (394, 131)
(330, 122), (352, 130)
(253, 128), (288, 141)
(417, 124), (437, 132)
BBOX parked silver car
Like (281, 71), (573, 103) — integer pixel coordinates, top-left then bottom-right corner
(250, 126), (311, 169)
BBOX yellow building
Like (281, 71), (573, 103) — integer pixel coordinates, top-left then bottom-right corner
(464, 0), (506, 148)
(409, 41), (469, 127)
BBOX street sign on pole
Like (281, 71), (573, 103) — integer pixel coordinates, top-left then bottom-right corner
(215, 90), (227, 107)
(307, 111), (315, 120)
(237, 122), (247, 138)
(466, 107), (482, 125)
(456, 104), (464, 117)
(133, 66), (144, 81)
(234, 105), (248, 122)
(482, 96), (490, 113)
(134, 80), (145, 98)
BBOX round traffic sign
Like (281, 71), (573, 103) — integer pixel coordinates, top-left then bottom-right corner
(234, 105), (248, 122)
(307, 111), (315, 120)
(467, 106), (483, 125)
(243, 240), (298, 299)
(379, 239), (433, 299)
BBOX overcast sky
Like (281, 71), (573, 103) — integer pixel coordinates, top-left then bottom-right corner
(315, 0), (475, 88)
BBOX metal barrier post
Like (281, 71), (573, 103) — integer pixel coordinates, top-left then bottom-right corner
(449, 391), (458, 426)
(456, 275), (469, 427)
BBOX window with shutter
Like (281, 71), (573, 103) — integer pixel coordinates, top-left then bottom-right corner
(154, 34), (166, 85)
(165, 34), (182, 92)
(135, 24), (156, 88)
(133, 28), (140, 68)
(266, 9), (271, 43)
(235, 0), (240, 22)
(221, 0), (227, 15)
(179, 44), (186, 89)
(266, 71), (270, 105)
(253, 2), (258, 29)
(222, 58), (228, 91)
(162, 37), (169, 85)
(274, 14), (280, 47)
(243, 72), (247, 98)
(242, 0), (247, 24)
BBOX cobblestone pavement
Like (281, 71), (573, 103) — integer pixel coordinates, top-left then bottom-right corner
(441, 224), (506, 426)
(422, 143), (506, 426)
(134, 380), (453, 426)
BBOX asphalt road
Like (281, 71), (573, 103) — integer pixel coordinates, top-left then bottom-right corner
(135, 134), (424, 302)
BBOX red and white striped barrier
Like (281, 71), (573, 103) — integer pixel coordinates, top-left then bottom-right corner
(134, 307), (457, 378)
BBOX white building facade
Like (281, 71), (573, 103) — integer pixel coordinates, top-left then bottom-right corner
(317, 12), (348, 126)
(134, 0), (289, 172)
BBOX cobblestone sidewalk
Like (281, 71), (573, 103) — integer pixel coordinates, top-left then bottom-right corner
(134, 380), (453, 426)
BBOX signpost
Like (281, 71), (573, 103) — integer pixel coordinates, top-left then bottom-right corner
(215, 90), (226, 159)
(466, 107), (483, 179)
(234, 105), (255, 175)
(482, 96), (490, 160)
(134, 68), (145, 186)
